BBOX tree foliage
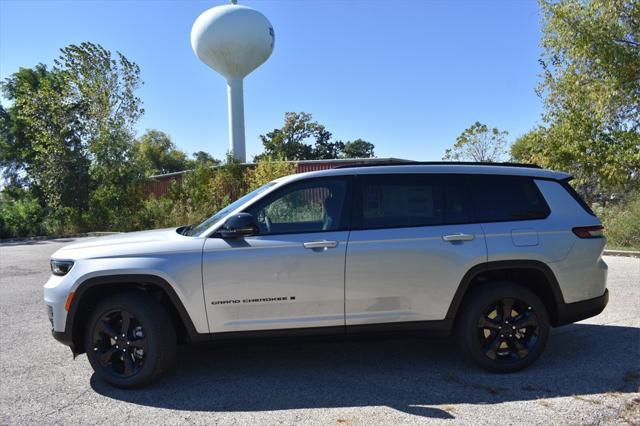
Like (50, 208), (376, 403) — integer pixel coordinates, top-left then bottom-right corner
(245, 157), (296, 191)
(1, 42), (146, 234)
(133, 130), (190, 175)
(512, 0), (640, 201)
(342, 139), (376, 159)
(257, 112), (375, 160)
(536, 0), (639, 127)
(443, 122), (509, 162)
(1, 64), (90, 225)
(0, 192), (45, 238)
(599, 192), (640, 249)
(192, 151), (220, 167)
(55, 42), (144, 136)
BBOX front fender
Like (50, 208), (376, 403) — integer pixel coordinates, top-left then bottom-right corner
(68, 255), (210, 335)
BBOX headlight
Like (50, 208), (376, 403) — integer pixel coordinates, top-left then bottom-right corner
(50, 260), (74, 276)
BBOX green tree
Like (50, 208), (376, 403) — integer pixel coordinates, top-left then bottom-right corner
(341, 139), (375, 158)
(258, 112), (316, 160)
(443, 122), (509, 162)
(191, 151), (220, 168)
(55, 42), (146, 230)
(1, 65), (90, 226)
(512, 0), (640, 201)
(0, 103), (31, 194)
(1, 42), (147, 234)
(55, 42), (144, 137)
(257, 112), (375, 161)
(536, 0), (639, 127)
(310, 125), (340, 160)
(133, 130), (190, 175)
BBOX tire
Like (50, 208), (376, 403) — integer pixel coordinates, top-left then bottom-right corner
(84, 291), (176, 388)
(456, 282), (549, 373)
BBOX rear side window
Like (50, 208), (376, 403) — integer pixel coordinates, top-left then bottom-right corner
(444, 177), (474, 224)
(467, 175), (550, 222)
(355, 174), (445, 229)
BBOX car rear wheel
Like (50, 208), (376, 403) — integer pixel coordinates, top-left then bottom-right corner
(85, 292), (176, 388)
(457, 282), (549, 373)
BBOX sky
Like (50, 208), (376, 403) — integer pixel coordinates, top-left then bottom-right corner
(0, 0), (544, 162)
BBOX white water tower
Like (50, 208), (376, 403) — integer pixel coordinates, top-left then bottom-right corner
(191, 0), (275, 162)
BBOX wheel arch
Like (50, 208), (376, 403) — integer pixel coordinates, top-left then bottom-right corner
(446, 260), (565, 326)
(65, 274), (207, 355)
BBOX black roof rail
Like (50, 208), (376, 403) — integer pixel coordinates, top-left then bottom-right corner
(334, 161), (541, 169)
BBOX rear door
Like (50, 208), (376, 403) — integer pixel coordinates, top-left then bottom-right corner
(202, 176), (351, 333)
(345, 173), (486, 325)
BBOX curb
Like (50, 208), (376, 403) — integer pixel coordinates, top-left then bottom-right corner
(603, 249), (640, 258)
(0, 232), (122, 244)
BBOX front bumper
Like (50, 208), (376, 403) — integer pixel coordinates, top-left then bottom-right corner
(52, 330), (74, 349)
(555, 289), (609, 326)
(44, 273), (74, 332)
(44, 271), (78, 354)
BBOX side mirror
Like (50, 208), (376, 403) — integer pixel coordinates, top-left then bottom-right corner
(219, 212), (257, 238)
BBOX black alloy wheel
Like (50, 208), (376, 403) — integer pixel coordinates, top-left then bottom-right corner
(85, 292), (176, 388)
(457, 282), (550, 373)
(477, 297), (540, 362)
(92, 309), (148, 378)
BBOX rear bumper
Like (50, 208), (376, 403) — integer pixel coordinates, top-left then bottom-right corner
(555, 289), (609, 326)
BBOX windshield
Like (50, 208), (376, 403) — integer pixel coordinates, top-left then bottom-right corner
(184, 182), (277, 236)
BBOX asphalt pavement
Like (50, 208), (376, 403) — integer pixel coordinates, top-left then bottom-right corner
(1, 238), (638, 425)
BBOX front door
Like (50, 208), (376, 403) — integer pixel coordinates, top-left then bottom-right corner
(202, 177), (351, 333)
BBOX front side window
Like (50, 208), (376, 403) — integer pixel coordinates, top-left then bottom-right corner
(186, 182), (277, 236)
(247, 178), (348, 235)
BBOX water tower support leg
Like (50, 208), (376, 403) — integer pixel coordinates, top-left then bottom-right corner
(227, 77), (246, 162)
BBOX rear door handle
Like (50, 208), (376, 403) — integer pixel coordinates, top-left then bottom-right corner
(442, 233), (475, 242)
(303, 240), (338, 249)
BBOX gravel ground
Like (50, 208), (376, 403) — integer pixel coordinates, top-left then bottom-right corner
(1, 238), (638, 425)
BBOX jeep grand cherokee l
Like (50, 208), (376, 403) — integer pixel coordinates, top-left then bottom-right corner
(44, 163), (608, 388)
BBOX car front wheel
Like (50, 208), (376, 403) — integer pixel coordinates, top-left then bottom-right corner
(84, 292), (176, 388)
(457, 282), (550, 373)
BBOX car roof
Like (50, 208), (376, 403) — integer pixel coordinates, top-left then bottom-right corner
(276, 164), (572, 184)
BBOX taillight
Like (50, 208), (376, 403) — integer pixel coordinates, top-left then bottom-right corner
(572, 225), (604, 238)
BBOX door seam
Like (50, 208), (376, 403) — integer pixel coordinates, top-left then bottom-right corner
(343, 230), (351, 328)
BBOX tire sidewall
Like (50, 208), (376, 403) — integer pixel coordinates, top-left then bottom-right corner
(84, 292), (172, 388)
(458, 282), (550, 373)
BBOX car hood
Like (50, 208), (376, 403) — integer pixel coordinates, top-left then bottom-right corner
(51, 228), (198, 260)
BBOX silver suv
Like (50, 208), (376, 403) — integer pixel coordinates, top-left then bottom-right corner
(44, 163), (609, 388)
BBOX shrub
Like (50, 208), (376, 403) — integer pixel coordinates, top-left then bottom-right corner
(1, 157), (300, 237)
(245, 157), (296, 191)
(600, 193), (640, 250)
(0, 196), (46, 238)
(130, 158), (297, 230)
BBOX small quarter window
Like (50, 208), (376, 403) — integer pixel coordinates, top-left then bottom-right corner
(467, 175), (550, 222)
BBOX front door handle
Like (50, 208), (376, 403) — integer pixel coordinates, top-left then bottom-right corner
(303, 240), (338, 249)
(442, 233), (475, 242)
